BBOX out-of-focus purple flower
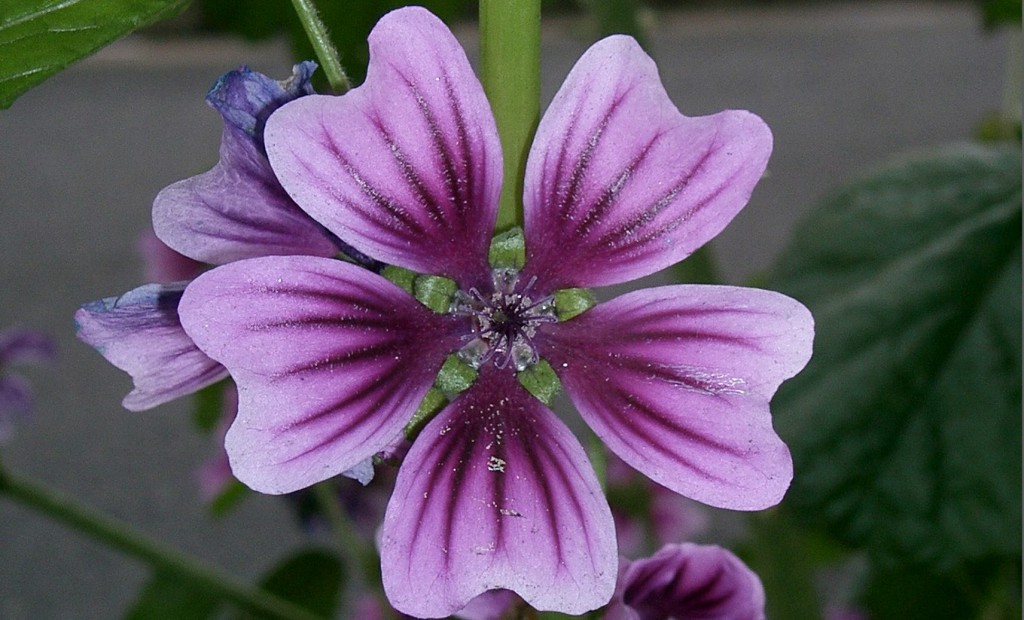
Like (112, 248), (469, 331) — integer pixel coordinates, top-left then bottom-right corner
(605, 543), (766, 620)
(177, 7), (813, 617)
(75, 62), (351, 411)
(0, 327), (55, 442)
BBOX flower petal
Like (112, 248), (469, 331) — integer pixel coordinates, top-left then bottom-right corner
(178, 256), (462, 495)
(605, 543), (765, 620)
(541, 285), (813, 510)
(153, 63), (341, 265)
(74, 283), (228, 411)
(265, 7), (501, 288)
(522, 36), (772, 290)
(380, 368), (617, 617)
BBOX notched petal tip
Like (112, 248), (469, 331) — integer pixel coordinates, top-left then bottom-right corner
(264, 8), (501, 287)
(542, 285), (812, 511)
(381, 368), (617, 617)
(523, 34), (773, 290)
(179, 256), (462, 495)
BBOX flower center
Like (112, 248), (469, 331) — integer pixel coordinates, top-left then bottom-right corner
(451, 268), (557, 372)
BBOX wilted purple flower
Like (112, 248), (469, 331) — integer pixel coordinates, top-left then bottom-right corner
(75, 62), (355, 410)
(605, 543), (766, 620)
(0, 327), (55, 442)
(176, 7), (812, 617)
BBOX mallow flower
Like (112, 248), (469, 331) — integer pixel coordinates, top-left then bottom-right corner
(75, 62), (378, 411)
(172, 6), (812, 617)
(605, 543), (766, 620)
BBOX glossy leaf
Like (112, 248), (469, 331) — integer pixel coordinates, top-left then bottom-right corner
(0, 0), (189, 109)
(769, 144), (1022, 566)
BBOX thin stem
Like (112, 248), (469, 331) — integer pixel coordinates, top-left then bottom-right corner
(289, 0), (351, 94)
(0, 465), (321, 620)
(480, 0), (541, 232)
(311, 481), (379, 585)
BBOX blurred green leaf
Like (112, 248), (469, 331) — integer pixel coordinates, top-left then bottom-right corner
(207, 477), (249, 517)
(0, 0), (190, 109)
(235, 548), (344, 619)
(769, 144), (1022, 567)
(860, 558), (1021, 620)
(124, 570), (221, 620)
(979, 0), (1022, 27)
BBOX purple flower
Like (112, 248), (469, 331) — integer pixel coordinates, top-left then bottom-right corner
(176, 7), (812, 617)
(0, 327), (56, 442)
(605, 543), (766, 620)
(75, 62), (351, 410)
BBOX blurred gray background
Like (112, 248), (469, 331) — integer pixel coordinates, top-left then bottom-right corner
(0, 2), (1010, 618)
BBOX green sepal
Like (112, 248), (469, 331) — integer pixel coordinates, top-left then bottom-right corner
(381, 264), (416, 294)
(436, 354), (478, 397)
(488, 226), (526, 269)
(403, 387), (447, 440)
(518, 359), (561, 406)
(414, 274), (458, 313)
(554, 288), (597, 321)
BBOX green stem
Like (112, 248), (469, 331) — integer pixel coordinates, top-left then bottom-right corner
(289, 0), (351, 94)
(0, 465), (321, 620)
(311, 481), (380, 587)
(480, 0), (541, 232)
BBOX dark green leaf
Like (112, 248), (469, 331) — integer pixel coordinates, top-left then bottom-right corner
(859, 558), (1021, 620)
(769, 144), (1022, 567)
(124, 570), (221, 620)
(236, 548), (344, 619)
(0, 0), (190, 109)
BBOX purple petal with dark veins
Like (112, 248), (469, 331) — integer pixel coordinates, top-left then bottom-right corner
(380, 367), (617, 618)
(153, 63), (340, 265)
(178, 256), (464, 495)
(540, 285), (813, 510)
(522, 36), (772, 291)
(265, 7), (501, 288)
(605, 543), (765, 620)
(74, 283), (228, 411)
